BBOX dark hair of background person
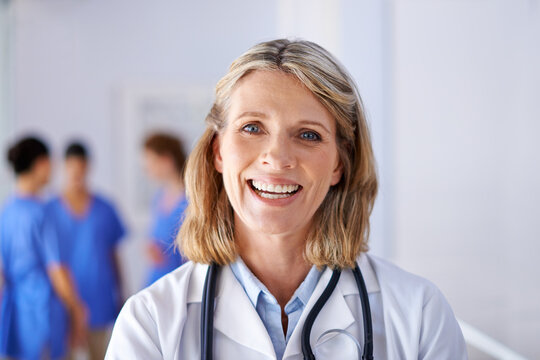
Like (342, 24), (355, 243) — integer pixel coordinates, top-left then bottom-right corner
(7, 136), (50, 175)
(144, 133), (186, 176)
(65, 142), (89, 160)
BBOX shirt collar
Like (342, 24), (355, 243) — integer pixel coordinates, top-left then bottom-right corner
(230, 257), (323, 309)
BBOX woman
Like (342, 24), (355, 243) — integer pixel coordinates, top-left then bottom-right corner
(143, 133), (188, 285)
(106, 39), (467, 359)
(44, 142), (126, 360)
(0, 136), (86, 359)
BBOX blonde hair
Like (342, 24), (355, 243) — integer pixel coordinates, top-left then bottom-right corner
(178, 39), (378, 269)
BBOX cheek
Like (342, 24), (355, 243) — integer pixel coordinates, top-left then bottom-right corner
(304, 148), (339, 183)
(154, 161), (168, 176)
(219, 135), (260, 206)
(143, 159), (157, 176)
(42, 163), (51, 176)
(39, 166), (51, 181)
(220, 135), (257, 175)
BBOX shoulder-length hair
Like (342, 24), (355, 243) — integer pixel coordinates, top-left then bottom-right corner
(178, 39), (378, 269)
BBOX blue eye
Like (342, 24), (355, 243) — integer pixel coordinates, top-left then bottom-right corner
(300, 131), (321, 141)
(242, 124), (260, 134)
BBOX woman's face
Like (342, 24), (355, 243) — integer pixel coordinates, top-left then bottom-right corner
(214, 70), (342, 237)
(143, 149), (175, 183)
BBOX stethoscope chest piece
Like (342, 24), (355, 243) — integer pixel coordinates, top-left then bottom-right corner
(200, 262), (374, 360)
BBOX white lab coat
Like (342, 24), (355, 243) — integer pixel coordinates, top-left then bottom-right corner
(105, 254), (467, 359)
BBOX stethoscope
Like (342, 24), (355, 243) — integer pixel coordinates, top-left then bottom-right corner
(200, 261), (374, 360)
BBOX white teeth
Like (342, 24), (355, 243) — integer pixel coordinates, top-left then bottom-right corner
(259, 192), (291, 199)
(251, 180), (300, 194)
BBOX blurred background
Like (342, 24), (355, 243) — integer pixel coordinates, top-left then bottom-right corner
(0, 0), (538, 358)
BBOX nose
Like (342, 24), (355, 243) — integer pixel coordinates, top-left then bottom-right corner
(260, 133), (296, 170)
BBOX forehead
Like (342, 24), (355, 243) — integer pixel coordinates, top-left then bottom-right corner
(144, 149), (173, 164)
(65, 156), (87, 164)
(227, 70), (334, 127)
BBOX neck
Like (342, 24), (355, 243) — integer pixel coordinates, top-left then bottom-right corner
(16, 176), (40, 197)
(235, 218), (311, 308)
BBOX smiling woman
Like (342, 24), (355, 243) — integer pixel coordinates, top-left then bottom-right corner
(105, 39), (467, 360)
(181, 41), (377, 270)
(213, 70), (346, 262)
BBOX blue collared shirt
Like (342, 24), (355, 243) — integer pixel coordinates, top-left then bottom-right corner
(230, 258), (323, 360)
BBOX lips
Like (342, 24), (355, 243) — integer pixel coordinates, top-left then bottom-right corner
(248, 179), (302, 200)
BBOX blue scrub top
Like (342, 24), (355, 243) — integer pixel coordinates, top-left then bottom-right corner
(0, 195), (66, 360)
(146, 191), (188, 285)
(44, 194), (125, 329)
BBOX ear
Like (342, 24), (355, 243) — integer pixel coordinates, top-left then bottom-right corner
(212, 134), (223, 173)
(330, 155), (343, 186)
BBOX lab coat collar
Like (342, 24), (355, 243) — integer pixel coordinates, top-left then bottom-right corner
(188, 262), (277, 358)
(186, 253), (380, 360)
(215, 265), (277, 358)
(340, 253), (381, 295)
(282, 253), (380, 359)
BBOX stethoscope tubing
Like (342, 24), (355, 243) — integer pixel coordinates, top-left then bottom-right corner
(301, 268), (341, 360)
(200, 261), (374, 360)
(352, 263), (374, 360)
(200, 263), (218, 360)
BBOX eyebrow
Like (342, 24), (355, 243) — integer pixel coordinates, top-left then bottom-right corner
(298, 120), (331, 134)
(235, 111), (267, 120)
(235, 112), (331, 134)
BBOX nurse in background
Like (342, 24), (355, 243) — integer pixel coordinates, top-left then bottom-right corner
(44, 142), (126, 360)
(143, 133), (188, 285)
(0, 136), (86, 360)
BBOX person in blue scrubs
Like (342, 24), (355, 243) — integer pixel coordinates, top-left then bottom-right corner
(0, 136), (87, 360)
(143, 133), (188, 285)
(44, 142), (126, 360)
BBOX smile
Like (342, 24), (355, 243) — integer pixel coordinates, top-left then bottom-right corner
(248, 179), (302, 200)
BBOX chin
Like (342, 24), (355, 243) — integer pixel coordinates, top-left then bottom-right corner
(251, 215), (304, 236)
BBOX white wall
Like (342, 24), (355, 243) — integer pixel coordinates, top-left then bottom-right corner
(0, 2), (13, 201)
(391, 0), (540, 357)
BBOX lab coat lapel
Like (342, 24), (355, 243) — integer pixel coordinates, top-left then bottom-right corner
(213, 265), (276, 359)
(283, 253), (380, 359)
(282, 267), (355, 359)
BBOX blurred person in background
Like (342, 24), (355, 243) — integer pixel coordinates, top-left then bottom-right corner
(0, 136), (87, 360)
(44, 141), (126, 360)
(143, 133), (188, 285)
